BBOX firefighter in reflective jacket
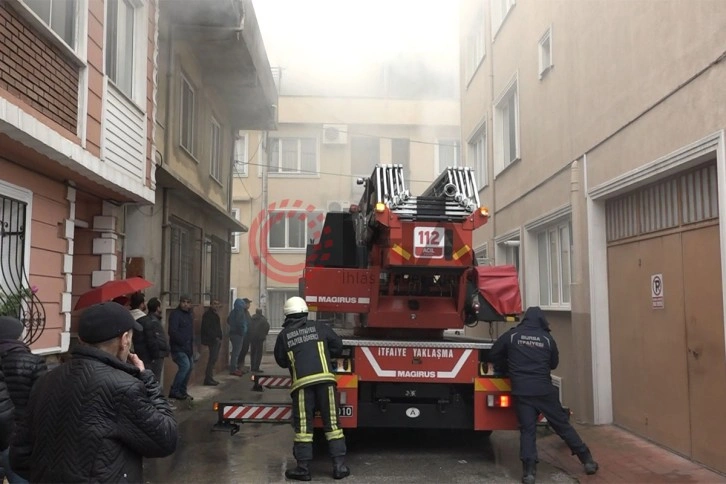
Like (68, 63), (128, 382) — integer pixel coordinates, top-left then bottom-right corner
(274, 296), (350, 481)
(489, 306), (598, 484)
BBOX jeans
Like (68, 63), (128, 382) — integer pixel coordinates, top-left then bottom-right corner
(204, 340), (221, 381)
(230, 334), (244, 372)
(237, 334), (251, 369)
(170, 352), (193, 397)
(0, 447), (28, 484)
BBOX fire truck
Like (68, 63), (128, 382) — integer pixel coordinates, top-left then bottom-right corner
(214, 164), (522, 436)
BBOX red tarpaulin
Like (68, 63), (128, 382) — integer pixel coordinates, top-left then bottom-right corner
(473, 265), (522, 316)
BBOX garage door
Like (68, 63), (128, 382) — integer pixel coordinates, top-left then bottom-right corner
(606, 162), (726, 473)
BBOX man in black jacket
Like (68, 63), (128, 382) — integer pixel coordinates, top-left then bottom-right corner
(489, 307), (598, 484)
(146, 297), (171, 382)
(168, 295), (194, 400)
(201, 298), (223, 386)
(130, 292), (156, 369)
(274, 297), (349, 481)
(249, 308), (270, 373)
(0, 316), (47, 483)
(10, 302), (177, 483)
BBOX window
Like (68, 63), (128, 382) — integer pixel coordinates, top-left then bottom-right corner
(468, 126), (487, 188)
(210, 118), (222, 181)
(268, 210), (323, 250)
(24, 0), (76, 47)
(475, 243), (489, 265)
(391, 138), (410, 179)
(537, 221), (571, 308)
(494, 76), (519, 174)
(538, 27), (553, 79)
(180, 75), (196, 156)
(169, 220), (194, 301)
(268, 137), (317, 175)
(465, 9), (485, 81)
(435, 139), (460, 175)
(491, 0), (515, 37)
(267, 288), (300, 330)
(351, 136), (380, 178)
(233, 134), (248, 177)
(231, 208), (241, 253)
(203, 237), (227, 305)
(106, 0), (138, 98)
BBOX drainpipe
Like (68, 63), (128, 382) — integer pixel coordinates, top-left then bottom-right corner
(259, 131), (269, 313)
(162, 20), (174, 169)
(158, 17), (174, 307)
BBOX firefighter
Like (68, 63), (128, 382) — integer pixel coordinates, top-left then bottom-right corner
(274, 296), (350, 481)
(489, 306), (598, 484)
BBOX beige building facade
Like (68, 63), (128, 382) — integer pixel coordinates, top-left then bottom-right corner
(231, 92), (461, 346)
(460, 0), (726, 473)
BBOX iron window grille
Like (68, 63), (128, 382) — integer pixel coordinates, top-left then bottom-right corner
(0, 195), (45, 345)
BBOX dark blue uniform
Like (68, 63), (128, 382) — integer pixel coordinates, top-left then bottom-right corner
(489, 307), (591, 469)
(274, 314), (346, 463)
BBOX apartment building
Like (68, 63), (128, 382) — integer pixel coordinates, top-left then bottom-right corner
(460, 0), (726, 472)
(124, 0), (276, 388)
(230, 60), (461, 347)
(0, 0), (157, 355)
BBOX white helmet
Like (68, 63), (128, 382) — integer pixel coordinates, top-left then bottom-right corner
(283, 296), (308, 316)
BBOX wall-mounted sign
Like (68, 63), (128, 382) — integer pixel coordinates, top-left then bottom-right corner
(651, 274), (664, 309)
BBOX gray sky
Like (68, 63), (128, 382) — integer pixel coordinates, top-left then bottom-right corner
(251, 0), (460, 96)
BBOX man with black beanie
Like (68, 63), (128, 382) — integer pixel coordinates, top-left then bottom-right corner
(10, 302), (177, 482)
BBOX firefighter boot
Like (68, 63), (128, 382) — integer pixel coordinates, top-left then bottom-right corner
(285, 461), (311, 481)
(521, 460), (536, 484)
(577, 448), (599, 475)
(332, 456), (351, 479)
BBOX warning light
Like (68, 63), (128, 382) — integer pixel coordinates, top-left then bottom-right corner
(486, 394), (512, 408)
(375, 202), (386, 213)
(479, 207), (489, 217)
(213, 402), (219, 412)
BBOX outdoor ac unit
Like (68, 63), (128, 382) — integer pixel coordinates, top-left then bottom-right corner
(327, 200), (351, 212)
(322, 124), (347, 145)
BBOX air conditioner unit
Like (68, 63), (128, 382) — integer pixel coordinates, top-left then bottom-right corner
(322, 124), (347, 145)
(327, 200), (351, 212)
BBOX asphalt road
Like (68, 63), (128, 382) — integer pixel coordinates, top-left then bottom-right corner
(143, 359), (578, 484)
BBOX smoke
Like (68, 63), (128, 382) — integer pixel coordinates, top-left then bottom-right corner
(252, 0), (460, 97)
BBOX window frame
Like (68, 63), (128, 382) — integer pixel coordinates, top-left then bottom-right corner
(535, 221), (572, 309)
(209, 116), (222, 182)
(105, 0), (142, 100)
(491, 0), (516, 39)
(538, 26), (553, 79)
(179, 73), (197, 159)
(233, 133), (249, 177)
(267, 136), (319, 177)
(267, 210), (322, 252)
(17, 0), (81, 54)
(524, 207), (573, 311)
(231, 208), (241, 253)
(434, 139), (461, 176)
(467, 122), (488, 189)
(493, 73), (520, 176)
(465, 6), (486, 83)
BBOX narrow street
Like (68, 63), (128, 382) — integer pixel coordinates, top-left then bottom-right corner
(144, 356), (577, 484)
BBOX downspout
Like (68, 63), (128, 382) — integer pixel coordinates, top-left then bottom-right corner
(159, 18), (174, 305)
(259, 131), (269, 313)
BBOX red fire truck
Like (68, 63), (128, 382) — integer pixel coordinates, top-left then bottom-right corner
(214, 165), (522, 436)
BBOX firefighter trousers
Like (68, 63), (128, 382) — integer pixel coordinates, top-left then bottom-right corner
(514, 389), (587, 463)
(291, 383), (346, 461)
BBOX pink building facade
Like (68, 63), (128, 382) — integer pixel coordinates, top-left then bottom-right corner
(0, 0), (157, 355)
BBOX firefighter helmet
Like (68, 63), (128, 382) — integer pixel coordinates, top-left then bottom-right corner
(283, 296), (308, 316)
